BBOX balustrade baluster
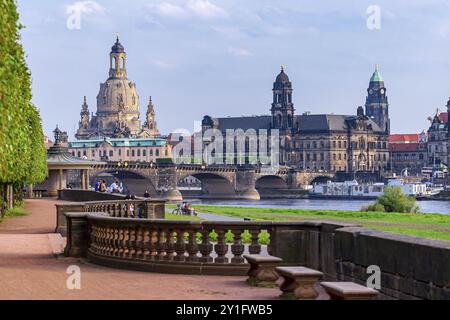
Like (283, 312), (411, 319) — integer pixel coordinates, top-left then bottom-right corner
(186, 230), (199, 263)
(149, 229), (158, 260)
(214, 229), (228, 264)
(113, 227), (119, 257)
(174, 230), (186, 262)
(122, 228), (130, 257)
(118, 228), (124, 257)
(135, 226), (144, 259)
(164, 229), (175, 261)
(248, 229), (262, 254)
(104, 226), (111, 256)
(157, 229), (166, 260)
(142, 228), (150, 260)
(128, 227), (136, 258)
(231, 228), (245, 264)
(199, 229), (213, 263)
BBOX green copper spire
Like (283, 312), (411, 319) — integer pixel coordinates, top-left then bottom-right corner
(370, 64), (383, 82)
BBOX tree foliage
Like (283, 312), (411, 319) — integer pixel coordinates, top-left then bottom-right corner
(363, 186), (419, 213)
(0, 0), (47, 185)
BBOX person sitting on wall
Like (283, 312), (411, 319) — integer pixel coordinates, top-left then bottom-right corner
(99, 180), (107, 193)
(94, 180), (100, 192)
(109, 180), (121, 193)
(143, 190), (150, 198)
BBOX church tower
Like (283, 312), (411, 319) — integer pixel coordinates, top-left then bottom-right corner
(271, 66), (295, 133)
(365, 65), (390, 133)
(109, 35), (127, 79)
(75, 96), (90, 140)
(143, 96), (160, 136)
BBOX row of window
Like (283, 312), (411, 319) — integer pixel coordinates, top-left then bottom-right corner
(73, 148), (168, 158)
(395, 153), (425, 160)
(296, 140), (387, 150)
(293, 153), (387, 162)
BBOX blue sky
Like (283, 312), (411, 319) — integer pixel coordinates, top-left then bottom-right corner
(17, 0), (450, 138)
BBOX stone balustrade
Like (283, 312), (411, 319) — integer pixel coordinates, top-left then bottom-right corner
(56, 199), (165, 236)
(81, 214), (274, 275)
(62, 209), (450, 299)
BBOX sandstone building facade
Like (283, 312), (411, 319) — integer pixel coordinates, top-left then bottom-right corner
(202, 66), (391, 174)
(75, 37), (159, 140)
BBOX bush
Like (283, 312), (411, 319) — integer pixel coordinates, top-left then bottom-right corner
(362, 202), (385, 212)
(362, 186), (419, 213)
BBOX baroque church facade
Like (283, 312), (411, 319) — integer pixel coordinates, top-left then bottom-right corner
(75, 37), (159, 140)
(202, 66), (390, 173)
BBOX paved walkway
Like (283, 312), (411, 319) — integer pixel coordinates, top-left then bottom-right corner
(0, 199), (282, 300)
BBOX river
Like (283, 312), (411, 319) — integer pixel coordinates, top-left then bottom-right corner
(188, 198), (450, 214)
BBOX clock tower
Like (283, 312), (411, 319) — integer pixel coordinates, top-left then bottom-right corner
(365, 65), (390, 133)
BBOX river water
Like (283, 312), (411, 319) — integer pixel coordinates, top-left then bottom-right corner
(188, 199), (450, 214)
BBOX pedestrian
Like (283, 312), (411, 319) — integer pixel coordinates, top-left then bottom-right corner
(94, 180), (100, 192)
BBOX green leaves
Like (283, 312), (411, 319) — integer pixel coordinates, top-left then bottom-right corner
(0, 0), (47, 184)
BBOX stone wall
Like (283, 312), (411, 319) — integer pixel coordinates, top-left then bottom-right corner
(332, 227), (450, 300)
(58, 189), (127, 202)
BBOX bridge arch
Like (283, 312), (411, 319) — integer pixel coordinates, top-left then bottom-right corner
(309, 175), (333, 185)
(177, 172), (236, 199)
(255, 175), (288, 190)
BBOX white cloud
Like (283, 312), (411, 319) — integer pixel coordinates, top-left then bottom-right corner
(153, 60), (176, 69)
(228, 47), (252, 57)
(65, 1), (105, 15)
(148, 2), (186, 18)
(147, 0), (227, 20)
(186, 0), (227, 19)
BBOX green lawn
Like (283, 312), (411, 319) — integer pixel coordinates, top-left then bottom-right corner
(168, 204), (450, 242)
(0, 205), (28, 223)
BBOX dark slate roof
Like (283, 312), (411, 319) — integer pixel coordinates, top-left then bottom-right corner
(214, 116), (272, 131)
(296, 114), (384, 133)
(111, 38), (125, 53)
(276, 69), (290, 83)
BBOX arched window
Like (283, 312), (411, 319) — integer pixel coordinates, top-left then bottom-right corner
(156, 149), (160, 157)
(109, 150), (113, 157)
(132, 95), (136, 105)
(143, 150), (146, 156)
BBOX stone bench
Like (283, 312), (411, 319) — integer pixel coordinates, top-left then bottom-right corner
(320, 282), (379, 300)
(243, 254), (282, 287)
(276, 266), (323, 300)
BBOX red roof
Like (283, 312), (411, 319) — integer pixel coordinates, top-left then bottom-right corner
(389, 134), (420, 143)
(389, 142), (424, 152)
(439, 112), (448, 123)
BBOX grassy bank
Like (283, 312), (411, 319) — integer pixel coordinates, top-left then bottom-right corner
(169, 204), (450, 242)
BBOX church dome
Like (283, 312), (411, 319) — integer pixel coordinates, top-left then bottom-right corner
(111, 37), (125, 53)
(276, 66), (290, 83)
(97, 78), (139, 114)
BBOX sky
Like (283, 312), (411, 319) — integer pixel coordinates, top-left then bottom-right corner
(16, 0), (450, 138)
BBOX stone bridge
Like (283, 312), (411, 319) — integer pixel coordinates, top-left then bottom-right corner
(89, 162), (335, 201)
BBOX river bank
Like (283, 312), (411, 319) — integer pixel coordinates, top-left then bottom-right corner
(171, 204), (450, 242)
